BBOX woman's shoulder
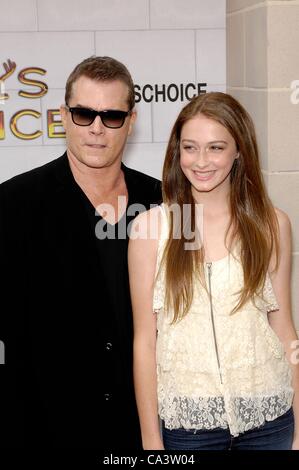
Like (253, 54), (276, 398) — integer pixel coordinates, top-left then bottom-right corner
(274, 207), (291, 227)
(274, 207), (292, 239)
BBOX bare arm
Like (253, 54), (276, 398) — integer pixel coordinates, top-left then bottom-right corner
(128, 207), (164, 450)
(268, 208), (299, 449)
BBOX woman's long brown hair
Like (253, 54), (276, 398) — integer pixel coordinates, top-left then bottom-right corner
(161, 92), (279, 322)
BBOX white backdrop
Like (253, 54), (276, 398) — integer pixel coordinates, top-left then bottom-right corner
(0, 0), (226, 182)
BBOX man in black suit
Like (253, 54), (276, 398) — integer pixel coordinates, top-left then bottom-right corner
(0, 56), (161, 450)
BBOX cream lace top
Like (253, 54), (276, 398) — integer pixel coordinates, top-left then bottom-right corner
(153, 204), (293, 437)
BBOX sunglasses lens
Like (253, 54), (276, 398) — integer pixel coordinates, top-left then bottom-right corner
(101, 110), (127, 128)
(69, 107), (129, 128)
(71, 108), (95, 126)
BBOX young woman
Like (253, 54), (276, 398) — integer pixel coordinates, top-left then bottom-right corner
(128, 92), (298, 450)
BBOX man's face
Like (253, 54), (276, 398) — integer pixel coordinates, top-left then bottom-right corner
(60, 76), (136, 170)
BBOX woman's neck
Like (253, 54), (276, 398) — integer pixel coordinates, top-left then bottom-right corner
(192, 186), (231, 216)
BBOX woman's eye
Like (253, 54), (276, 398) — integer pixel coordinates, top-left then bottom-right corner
(183, 146), (196, 152)
(210, 146), (223, 151)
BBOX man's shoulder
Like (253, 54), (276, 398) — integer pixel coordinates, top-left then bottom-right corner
(123, 164), (161, 192)
(123, 164), (162, 207)
(123, 164), (159, 182)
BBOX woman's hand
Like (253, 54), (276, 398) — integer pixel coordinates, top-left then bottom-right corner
(291, 435), (299, 450)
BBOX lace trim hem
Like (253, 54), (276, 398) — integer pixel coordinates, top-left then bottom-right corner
(159, 391), (294, 437)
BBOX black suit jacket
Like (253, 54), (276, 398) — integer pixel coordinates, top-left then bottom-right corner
(0, 153), (161, 449)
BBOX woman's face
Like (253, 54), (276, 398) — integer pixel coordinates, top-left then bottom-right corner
(180, 113), (238, 200)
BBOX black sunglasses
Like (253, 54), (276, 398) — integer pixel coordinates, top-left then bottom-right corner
(65, 105), (131, 128)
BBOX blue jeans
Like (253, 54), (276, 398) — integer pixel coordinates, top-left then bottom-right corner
(162, 407), (294, 450)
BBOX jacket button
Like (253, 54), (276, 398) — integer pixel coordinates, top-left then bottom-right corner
(104, 393), (111, 401)
(105, 342), (112, 351)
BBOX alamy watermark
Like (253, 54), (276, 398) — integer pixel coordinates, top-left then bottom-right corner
(94, 199), (204, 250)
(290, 339), (299, 365)
(290, 80), (299, 104)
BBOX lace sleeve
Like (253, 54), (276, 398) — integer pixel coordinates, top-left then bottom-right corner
(264, 273), (279, 313)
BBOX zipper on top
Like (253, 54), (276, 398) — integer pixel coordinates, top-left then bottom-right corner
(206, 262), (223, 385)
